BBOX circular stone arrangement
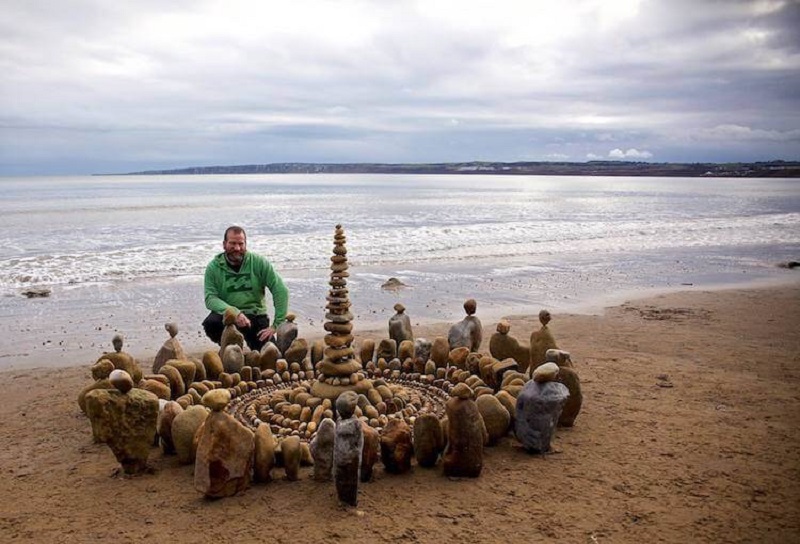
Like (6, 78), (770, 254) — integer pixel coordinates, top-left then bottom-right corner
(228, 369), (453, 440)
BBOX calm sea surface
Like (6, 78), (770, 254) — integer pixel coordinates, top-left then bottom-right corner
(1, 173), (798, 368)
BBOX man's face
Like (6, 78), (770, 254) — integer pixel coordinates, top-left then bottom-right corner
(223, 231), (247, 265)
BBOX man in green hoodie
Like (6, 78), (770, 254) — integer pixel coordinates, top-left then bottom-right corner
(202, 225), (289, 351)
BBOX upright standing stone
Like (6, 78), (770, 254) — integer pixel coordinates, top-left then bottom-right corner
(172, 405), (209, 464)
(276, 313), (299, 356)
(360, 421), (380, 483)
(202, 350), (224, 380)
(219, 307), (245, 356)
(222, 344), (244, 374)
(529, 310), (558, 372)
(489, 319), (531, 372)
(157, 401), (184, 454)
(359, 339), (375, 366)
(153, 323), (186, 373)
(413, 413), (444, 468)
(414, 338), (432, 366)
(430, 337), (450, 368)
(380, 418), (413, 474)
(310, 418), (335, 481)
(258, 342), (280, 371)
(388, 303), (414, 344)
(476, 394), (511, 445)
(194, 389), (255, 498)
(281, 435), (302, 481)
(442, 383), (487, 478)
(376, 338), (397, 362)
(448, 299), (483, 352)
(334, 391), (363, 506)
(515, 371), (569, 454)
(253, 424), (276, 483)
(84, 370), (159, 475)
(98, 335), (143, 383)
(555, 366), (582, 427)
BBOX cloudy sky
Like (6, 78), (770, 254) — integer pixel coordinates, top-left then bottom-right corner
(1, 0), (799, 175)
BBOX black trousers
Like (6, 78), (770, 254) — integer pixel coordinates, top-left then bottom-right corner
(202, 312), (270, 352)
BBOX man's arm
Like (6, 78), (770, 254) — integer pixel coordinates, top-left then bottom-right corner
(255, 257), (288, 328)
(204, 262), (234, 315)
(267, 266), (289, 328)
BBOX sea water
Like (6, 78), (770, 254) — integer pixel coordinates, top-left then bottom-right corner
(1, 174), (798, 368)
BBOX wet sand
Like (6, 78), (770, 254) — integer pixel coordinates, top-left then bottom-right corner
(1, 285), (799, 543)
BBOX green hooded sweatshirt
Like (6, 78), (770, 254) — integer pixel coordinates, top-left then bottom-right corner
(204, 252), (289, 327)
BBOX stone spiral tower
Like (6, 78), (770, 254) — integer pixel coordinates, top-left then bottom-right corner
(311, 225), (374, 401)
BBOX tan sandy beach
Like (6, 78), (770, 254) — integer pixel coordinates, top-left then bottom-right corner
(1, 285), (798, 543)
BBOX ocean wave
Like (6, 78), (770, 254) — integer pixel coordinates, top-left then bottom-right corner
(1, 211), (797, 293)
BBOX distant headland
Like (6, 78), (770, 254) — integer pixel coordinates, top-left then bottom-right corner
(117, 160), (800, 178)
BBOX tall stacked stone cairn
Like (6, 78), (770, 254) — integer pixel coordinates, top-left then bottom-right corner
(311, 224), (374, 401)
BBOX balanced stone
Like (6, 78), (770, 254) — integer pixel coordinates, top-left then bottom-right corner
(389, 303), (414, 344)
(158, 365), (185, 399)
(253, 424), (276, 483)
(98, 350), (142, 384)
(448, 299), (483, 352)
(202, 388), (231, 411)
(430, 337), (450, 368)
(172, 405), (209, 464)
(545, 348), (574, 369)
(442, 386), (487, 478)
(310, 418), (335, 481)
(380, 419), (413, 474)
(530, 309), (558, 371)
(448, 347), (470, 369)
(376, 338), (397, 361)
(490, 319), (531, 372)
(284, 338), (308, 365)
(414, 338), (432, 366)
(476, 394), (511, 445)
(413, 413), (444, 468)
(165, 359), (196, 388)
(194, 409), (255, 498)
(219, 307), (245, 356)
(202, 350), (224, 380)
(157, 401), (183, 454)
(515, 379), (569, 454)
(334, 416), (363, 506)
(258, 343), (280, 371)
(281, 435), (302, 481)
(532, 362), (560, 383)
(360, 339), (375, 365)
(139, 378), (171, 401)
(276, 313), (298, 356)
(360, 421), (380, 483)
(109, 369), (134, 393)
(92, 359), (115, 381)
(222, 344), (244, 374)
(555, 366), (582, 427)
(153, 323), (186, 373)
(84, 388), (159, 474)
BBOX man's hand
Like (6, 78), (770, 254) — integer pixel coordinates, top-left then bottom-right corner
(257, 327), (276, 342)
(235, 312), (251, 328)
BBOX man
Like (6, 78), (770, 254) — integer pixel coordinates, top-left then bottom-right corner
(202, 225), (289, 351)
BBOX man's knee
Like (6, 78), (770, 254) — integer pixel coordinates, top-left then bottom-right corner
(202, 312), (224, 344)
